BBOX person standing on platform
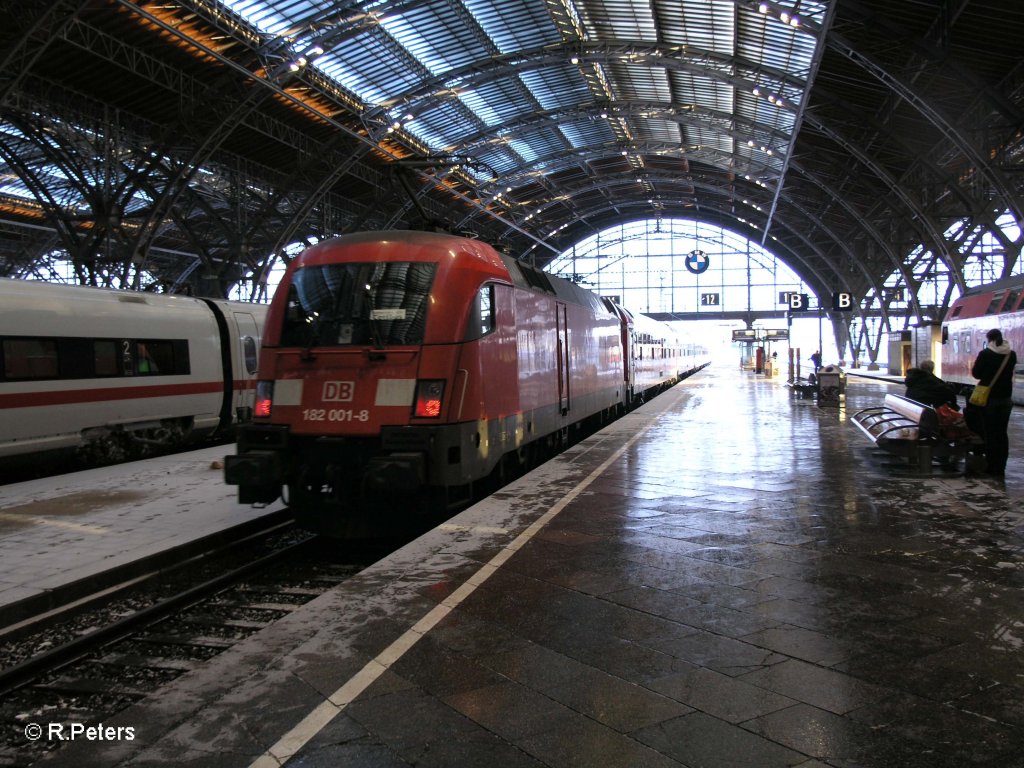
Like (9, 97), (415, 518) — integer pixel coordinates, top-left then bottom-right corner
(810, 351), (822, 372)
(970, 329), (1017, 477)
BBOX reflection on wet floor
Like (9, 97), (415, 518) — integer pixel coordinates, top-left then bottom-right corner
(400, 366), (1024, 768)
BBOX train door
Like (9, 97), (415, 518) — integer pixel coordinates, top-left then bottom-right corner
(556, 302), (570, 415)
(232, 311), (261, 420)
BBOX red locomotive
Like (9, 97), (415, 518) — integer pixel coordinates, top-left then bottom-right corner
(225, 230), (708, 534)
(941, 275), (1024, 405)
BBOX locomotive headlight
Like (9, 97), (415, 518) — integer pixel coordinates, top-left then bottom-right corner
(413, 379), (445, 418)
(254, 380), (274, 418)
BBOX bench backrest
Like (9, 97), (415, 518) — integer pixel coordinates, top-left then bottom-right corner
(884, 394), (939, 436)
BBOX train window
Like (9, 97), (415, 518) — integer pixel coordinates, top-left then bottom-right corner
(134, 340), (181, 376)
(284, 262), (437, 347)
(1003, 289), (1021, 312)
(242, 336), (258, 375)
(94, 340), (119, 377)
(463, 284), (496, 341)
(2, 338), (58, 380)
(985, 291), (1005, 314)
(962, 332), (971, 353)
(479, 284), (494, 336)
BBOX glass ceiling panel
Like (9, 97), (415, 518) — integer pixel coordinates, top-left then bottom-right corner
(632, 119), (682, 144)
(608, 63), (671, 101)
(322, 33), (422, 105)
(519, 69), (592, 112)
(463, 0), (562, 52)
(560, 120), (618, 150)
(379, 3), (488, 77)
(460, 80), (537, 128)
(579, 0), (658, 41)
(651, 0), (735, 55)
(221, 0), (293, 35)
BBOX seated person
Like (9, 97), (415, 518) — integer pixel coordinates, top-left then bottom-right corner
(904, 360), (958, 409)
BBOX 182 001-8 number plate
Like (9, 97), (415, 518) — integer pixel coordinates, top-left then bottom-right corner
(301, 408), (370, 422)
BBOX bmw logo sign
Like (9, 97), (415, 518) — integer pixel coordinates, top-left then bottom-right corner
(685, 249), (709, 274)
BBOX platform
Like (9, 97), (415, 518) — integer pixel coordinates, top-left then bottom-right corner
(16, 362), (1024, 767)
(0, 447), (286, 625)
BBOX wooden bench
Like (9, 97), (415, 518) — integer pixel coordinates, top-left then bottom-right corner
(851, 394), (976, 473)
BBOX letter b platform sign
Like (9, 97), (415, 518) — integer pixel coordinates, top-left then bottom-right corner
(832, 292), (854, 311)
(788, 293), (810, 311)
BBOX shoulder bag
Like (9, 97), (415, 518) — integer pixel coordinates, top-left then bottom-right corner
(968, 353), (1011, 407)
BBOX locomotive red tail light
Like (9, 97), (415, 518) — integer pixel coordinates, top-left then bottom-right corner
(413, 379), (445, 418)
(254, 380), (274, 418)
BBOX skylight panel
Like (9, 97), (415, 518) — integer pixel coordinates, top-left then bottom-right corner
(582, 0), (657, 41)
(518, 69), (591, 112)
(220, 0), (295, 36)
(630, 118), (682, 144)
(671, 70), (734, 114)
(418, 100), (483, 149)
(478, 142), (535, 172)
(607, 63), (671, 101)
(459, 80), (535, 128)
(651, 0), (735, 55)
(518, 129), (569, 160)
(379, 2), (489, 77)
(0, 179), (34, 199)
(320, 33), (423, 105)
(463, 0), (562, 53)
(560, 120), (617, 149)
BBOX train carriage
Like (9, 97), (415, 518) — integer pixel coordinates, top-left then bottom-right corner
(941, 275), (1024, 405)
(0, 278), (267, 460)
(225, 230), (708, 533)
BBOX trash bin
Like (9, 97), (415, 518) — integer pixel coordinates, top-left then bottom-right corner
(817, 365), (846, 407)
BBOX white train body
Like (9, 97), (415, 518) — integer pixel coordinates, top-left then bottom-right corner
(0, 279), (267, 459)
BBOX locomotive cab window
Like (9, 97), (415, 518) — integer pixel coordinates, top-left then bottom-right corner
(281, 262), (437, 347)
(465, 284), (496, 340)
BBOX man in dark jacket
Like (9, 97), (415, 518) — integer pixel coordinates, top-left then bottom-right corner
(904, 360), (958, 409)
(971, 328), (1017, 477)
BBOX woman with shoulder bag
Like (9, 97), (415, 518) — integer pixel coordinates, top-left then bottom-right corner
(970, 329), (1017, 477)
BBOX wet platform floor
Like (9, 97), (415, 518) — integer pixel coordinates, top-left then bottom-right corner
(29, 362), (1024, 768)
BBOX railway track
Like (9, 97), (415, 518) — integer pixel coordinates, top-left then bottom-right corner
(0, 521), (392, 767)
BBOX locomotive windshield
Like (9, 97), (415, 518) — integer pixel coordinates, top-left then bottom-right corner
(281, 262), (436, 347)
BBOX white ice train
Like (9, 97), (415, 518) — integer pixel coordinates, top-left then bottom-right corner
(0, 278), (268, 462)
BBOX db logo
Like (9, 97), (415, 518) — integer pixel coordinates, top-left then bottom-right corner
(322, 381), (355, 402)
